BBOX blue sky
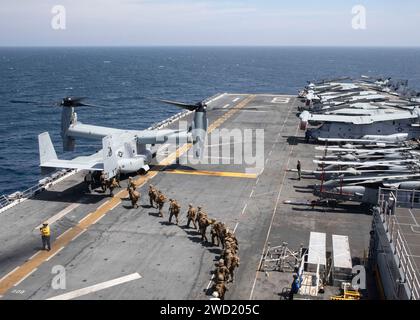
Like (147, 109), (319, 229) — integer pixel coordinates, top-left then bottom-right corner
(0, 0), (419, 46)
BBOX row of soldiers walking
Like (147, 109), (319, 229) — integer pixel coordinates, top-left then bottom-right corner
(147, 182), (241, 299)
(120, 176), (241, 300)
(211, 229), (240, 300)
(85, 171), (121, 197)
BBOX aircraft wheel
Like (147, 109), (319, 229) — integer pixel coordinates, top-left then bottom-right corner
(138, 168), (148, 175)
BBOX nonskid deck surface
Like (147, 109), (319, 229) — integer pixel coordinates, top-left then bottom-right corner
(393, 207), (420, 274)
(0, 93), (373, 300)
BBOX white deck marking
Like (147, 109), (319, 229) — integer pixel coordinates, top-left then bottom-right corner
(206, 274), (215, 290)
(71, 229), (87, 242)
(46, 273), (142, 300)
(78, 214), (91, 224)
(271, 97), (291, 103)
(233, 222), (239, 233)
(45, 247), (65, 262)
(109, 201), (120, 211)
(28, 252), (41, 260)
(233, 98), (240, 102)
(206, 93), (227, 104)
(408, 209), (420, 226)
(241, 203), (248, 216)
(411, 227), (420, 234)
(56, 228), (73, 240)
(242, 110), (268, 113)
(222, 104), (230, 109)
(249, 99), (297, 300)
(92, 214), (105, 225)
(14, 268), (37, 287)
(96, 201), (110, 211)
(0, 267), (20, 282)
(35, 203), (80, 229)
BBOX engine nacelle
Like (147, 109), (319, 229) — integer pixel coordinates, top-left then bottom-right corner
(117, 157), (147, 174)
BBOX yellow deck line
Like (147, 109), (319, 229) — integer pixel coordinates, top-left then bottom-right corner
(0, 94), (255, 296)
(164, 169), (257, 179)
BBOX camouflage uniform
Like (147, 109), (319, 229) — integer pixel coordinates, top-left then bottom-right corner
(224, 231), (238, 247)
(211, 222), (226, 247)
(214, 260), (230, 283)
(168, 199), (181, 225)
(186, 204), (197, 229)
(128, 187), (140, 209)
(213, 279), (228, 300)
(229, 255), (240, 282)
(198, 217), (215, 243)
(197, 206), (207, 221)
(108, 177), (119, 197)
(156, 191), (166, 217)
(115, 170), (122, 187)
(224, 239), (238, 254)
(223, 249), (234, 270)
(127, 177), (136, 191)
(100, 172), (107, 192)
(148, 185), (158, 208)
(210, 222), (222, 247)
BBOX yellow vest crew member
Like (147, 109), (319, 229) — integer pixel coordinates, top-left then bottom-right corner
(40, 222), (51, 251)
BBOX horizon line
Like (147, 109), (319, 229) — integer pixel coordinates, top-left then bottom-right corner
(1, 44), (420, 49)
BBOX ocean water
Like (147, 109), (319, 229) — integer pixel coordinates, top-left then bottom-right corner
(1, 47), (420, 195)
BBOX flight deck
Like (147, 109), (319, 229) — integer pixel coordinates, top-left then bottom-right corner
(0, 93), (374, 300)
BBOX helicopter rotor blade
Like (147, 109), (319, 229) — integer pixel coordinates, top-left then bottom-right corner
(10, 99), (54, 106)
(10, 96), (101, 108)
(149, 98), (203, 111)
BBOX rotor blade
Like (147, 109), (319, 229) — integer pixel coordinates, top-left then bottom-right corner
(68, 97), (87, 103)
(150, 98), (198, 111)
(76, 102), (103, 108)
(10, 99), (56, 107)
(10, 99), (54, 105)
(60, 97), (97, 107)
(10, 100), (39, 104)
(209, 107), (257, 111)
(11, 97), (99, 108)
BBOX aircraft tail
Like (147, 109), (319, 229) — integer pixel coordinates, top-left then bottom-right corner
(61, 107), (76, 151)
(39, 132), (58, 174)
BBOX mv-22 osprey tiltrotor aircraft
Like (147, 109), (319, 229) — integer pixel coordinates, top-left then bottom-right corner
(16, 97), (208, 179)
